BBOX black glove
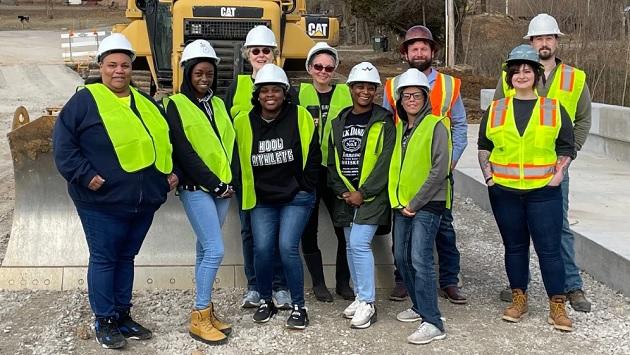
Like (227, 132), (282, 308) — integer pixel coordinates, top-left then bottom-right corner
(213, 182), (232, 197)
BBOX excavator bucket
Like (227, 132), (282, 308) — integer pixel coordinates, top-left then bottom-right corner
(0, 107), (394, 291)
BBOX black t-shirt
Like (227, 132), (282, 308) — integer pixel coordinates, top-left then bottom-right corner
(340, 110), (371, 187)
(317, 86), (334, 127)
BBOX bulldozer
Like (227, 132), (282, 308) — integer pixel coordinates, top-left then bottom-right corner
(111, 0), (340, 95)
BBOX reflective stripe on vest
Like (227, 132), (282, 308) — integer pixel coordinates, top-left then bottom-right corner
(298, 83), (353, 167)
(168, 94), (235, 183)
(385, 72), (460, 125)
(486, 97), (561, 189)
(86, 83), (173, 174)
(230, 75), (254, 119)
(388, 114), (452, 209)
(332, 119), (384, 202)
(233, 106), (315, 210)
(501, 64), (585, 121)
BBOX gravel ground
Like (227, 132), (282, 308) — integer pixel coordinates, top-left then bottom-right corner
(1, 196), (629, 355)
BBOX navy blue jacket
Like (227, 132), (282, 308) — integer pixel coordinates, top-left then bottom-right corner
(53, 88), (171, 212)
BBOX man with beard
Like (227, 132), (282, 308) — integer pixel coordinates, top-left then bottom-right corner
(493, 13), (592, 313)
(383, 25), (468, 307)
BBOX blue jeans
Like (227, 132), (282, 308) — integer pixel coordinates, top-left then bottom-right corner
(435, 208), (461, 288)
(394, 210), (444, 330)
(488, 185), (565, 297)
(238, 195), (287, 292)
(76, 206), (155, 317)
(344, 222), (378, 303)
(250, 191), (315, 307)
(179, 189), (230, 309)
(561, 172), (583, 292)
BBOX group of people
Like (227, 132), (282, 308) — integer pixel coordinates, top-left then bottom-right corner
(52, 12), (591, 350)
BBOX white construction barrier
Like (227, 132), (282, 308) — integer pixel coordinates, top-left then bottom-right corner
(60, 31), (109, 62)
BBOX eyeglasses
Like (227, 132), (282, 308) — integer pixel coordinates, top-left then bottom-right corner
(250, 47), (272, 55)
(401, 92), (423, 101)
(312, 64), (335, 73)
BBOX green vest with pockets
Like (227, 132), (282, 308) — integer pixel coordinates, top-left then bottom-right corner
(389, 115), (452, 209)
(85, 83), (173, 174)
(166, 94), (235, 184)
(233, 105), (315, 210)
(299, 83), (352, 167)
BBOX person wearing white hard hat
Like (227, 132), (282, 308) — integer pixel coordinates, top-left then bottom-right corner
(224, 25), (291, 311)
(493, 13), (592, 313)
(382, 25), (468, 305)
(163, 40), (234, 345)
(327, 62), (395, 329)
(53, 33), (178, 349)
(232, 63), (320, 330)
(388, 68), (451, 344)
(480, 45), (575, 332)
(297, 42), (353, 303)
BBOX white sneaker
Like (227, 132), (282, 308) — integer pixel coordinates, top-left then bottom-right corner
(396, 308), (422, 322)
(407, 322), (446, 345)
(342, 297), (361, 319)
(350, 302), (376, 329)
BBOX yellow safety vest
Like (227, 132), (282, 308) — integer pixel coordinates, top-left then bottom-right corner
(233, 105), (315, 210)
(501, 64), (585, 121)
(486, 97), (561, 190)
(85, 83), (173, 174)
(298, 83), (352, 167)
(166, 94), (235, 183)
(230, 75), (254, 119)
(389, 114), (452, 209)
(331, 118), (384, 202)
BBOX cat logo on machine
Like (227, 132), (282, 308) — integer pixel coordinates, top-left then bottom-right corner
(221, 7), (236, 17)
(306, 17), (329, 38)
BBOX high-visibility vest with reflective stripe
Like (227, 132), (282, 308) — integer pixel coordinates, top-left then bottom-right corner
(486, 97), (561, 190)
(85, 83), (173, 174)
(389, 115), (452, 209)
(230, 75), (254, 119)
(167, 94), (235, 183)
(501, 64), (586, 121)
(384, 71), (461, 127)
(233, 106), (315, 210)
(298, 83), (352, 167)
(331, 119), (385, 202)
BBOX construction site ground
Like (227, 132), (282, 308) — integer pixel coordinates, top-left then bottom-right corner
(0, 6), (629, 354)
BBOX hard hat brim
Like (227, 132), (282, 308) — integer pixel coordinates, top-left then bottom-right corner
(502, 59), (544, 71)
(524, 31), (565, 39)
(98, 49), (136, 63)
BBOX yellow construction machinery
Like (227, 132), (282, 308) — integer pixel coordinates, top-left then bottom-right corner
(113, 0), (340, 95)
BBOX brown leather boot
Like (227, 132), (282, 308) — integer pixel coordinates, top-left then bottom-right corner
(208, 302), (232, 336)
(189, 308), (228, 345)
(502, 289), (528, 322)
(548, 295), (573, 332)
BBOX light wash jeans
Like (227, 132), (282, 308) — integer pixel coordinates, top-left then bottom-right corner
(561, 172), (583, 292)
(393, 210), (444, 330)
(179, 189), (230, 309)
(344, 222), (378, 303)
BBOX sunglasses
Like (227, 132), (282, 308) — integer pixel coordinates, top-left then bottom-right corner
(312, 64), (335, 73)
(401, 92), (423, 101)
(250, 47), (272, 55)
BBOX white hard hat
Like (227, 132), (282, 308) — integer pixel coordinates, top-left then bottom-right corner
(180, 39), (221, 66)
(244, 25), (277, 48)
(305, 42), (339, 71)
(254, 63), (289, 89)
(96, 33), (136, 63)
(396, 68), (430, 94)
(346, 62), (381, 86)
(523, 13), (564, 39)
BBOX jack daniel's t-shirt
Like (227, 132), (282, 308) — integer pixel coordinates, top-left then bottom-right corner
(340, 109), (371, 188)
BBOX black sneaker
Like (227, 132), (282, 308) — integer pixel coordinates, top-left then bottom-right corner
(253, 299), (277, 323)
(118, 311), (153, 340)
(286, 305), (309, 330)
(94, 317), (127, 349)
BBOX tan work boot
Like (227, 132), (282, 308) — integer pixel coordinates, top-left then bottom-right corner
(502, 289), (528, 322)
(208, 302), (232, 336)
(548, 295), (573, 332)
(189, 308), (228, 345)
